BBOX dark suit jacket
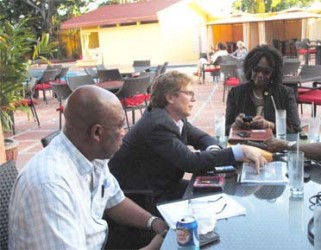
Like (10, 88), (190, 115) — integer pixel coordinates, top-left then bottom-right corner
(225, 82), (301, 135)
(109, 107), (236, 201)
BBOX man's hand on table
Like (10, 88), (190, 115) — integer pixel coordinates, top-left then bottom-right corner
(240, 145), (268, 174)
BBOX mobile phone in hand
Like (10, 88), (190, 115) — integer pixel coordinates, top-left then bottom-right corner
(242, 115), (253, 123)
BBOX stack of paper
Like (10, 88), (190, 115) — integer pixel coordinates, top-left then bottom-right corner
(157, 193), (246, 229)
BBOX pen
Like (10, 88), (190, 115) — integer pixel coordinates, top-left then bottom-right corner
(101, 184), (105, 198)
(101, 179), (107, 198)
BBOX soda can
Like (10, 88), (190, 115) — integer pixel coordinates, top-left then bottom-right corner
(176, 216), (199, 248)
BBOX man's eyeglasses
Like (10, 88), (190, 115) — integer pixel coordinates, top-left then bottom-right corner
(176, 90), (195, 98)
(252, 66), (273, 76)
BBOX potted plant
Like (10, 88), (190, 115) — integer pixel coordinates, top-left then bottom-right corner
(0, 19), (57, 163)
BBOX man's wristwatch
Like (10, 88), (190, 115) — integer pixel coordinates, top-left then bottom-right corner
(147, 216), (159, 230)
(287, 141), (297, 150)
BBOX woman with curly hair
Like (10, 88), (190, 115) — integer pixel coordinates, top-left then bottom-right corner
(225, 45), (301, 135)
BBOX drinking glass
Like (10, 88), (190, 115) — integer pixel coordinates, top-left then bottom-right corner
(275, 109), (286, 139)
(214, 114), (225, 140)
(288, 151), (304, 197)
(188, 200), (216, 235)
(308, 117), (320, 142)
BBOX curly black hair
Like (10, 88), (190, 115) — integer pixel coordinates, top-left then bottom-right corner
(243, 45), (283, 85)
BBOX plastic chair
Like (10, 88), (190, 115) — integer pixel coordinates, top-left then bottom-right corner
(67, 75), (96, 91)
(97, 69), (123, 83)
(0, 160), (18, 249)
(35, 69), (57, 104)
(115, 75), (151, 129)
(220, 63), (240, 102)
(50, 82), (72, 129)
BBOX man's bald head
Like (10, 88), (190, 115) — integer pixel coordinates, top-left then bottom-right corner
(63, 85), (122, 135)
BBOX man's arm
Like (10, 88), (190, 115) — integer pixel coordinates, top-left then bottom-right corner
(106, 197), (168, 234)
(265, 138), (321, 161)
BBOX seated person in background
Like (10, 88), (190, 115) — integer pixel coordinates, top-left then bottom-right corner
(193, 52), (209, 82)
(210, 42), (228, 64)
(109, 71), (267, 204)
(8, 85), (168, 249)
(230, 40), (248, 60)
(225, 45), (301, 136)
(265, 138), (321, 161)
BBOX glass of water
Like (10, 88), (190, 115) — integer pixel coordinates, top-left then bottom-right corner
(288, 151), (304, 197)
(275, 109), (286, 139)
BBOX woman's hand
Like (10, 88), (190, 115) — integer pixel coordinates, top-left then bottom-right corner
(232, 113), (251, 130)
(251, 116), (273, 130)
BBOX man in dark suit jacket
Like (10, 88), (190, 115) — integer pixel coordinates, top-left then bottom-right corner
(109, 71), (267, 203)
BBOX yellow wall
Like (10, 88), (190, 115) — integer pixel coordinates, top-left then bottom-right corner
(212, 24), (243, 48)
(75, 0), (206, 68)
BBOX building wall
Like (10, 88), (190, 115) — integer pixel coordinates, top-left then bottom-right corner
(74, 0), (205, 68)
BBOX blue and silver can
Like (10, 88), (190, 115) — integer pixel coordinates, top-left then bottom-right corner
(176, 216), (199, 249)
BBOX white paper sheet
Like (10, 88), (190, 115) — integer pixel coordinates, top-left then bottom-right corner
(157, 193), (246, 229)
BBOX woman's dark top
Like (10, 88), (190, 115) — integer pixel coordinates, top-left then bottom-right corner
(225, 82), (301, 135)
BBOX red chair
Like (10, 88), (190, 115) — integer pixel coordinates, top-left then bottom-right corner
(295, 41), (316, 65)
(297, 85), (321, 117)
(202, 56), (224, 84)
(115, 75), (151, 129)
(35, 69), (57, 104)
(220, 63), (240, 102)
(6, 78), (40, 135)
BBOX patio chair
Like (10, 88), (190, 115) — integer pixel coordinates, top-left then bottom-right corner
(220, 63), (240, 102)
(295, 40), (316, 65)
(47, 64), (63, 79)
(160, 62), (168, 74)
(84, 67), (98, 82)
(35, 69), (57, 104)
(41, 130), (61, 147)
(132, 60), (151, 72)
(283, 58), (300, 76)
(55, 67), (69, 82)
(202, 56), (223, 84)
(115, 75), (151, 129)
(67, 75), (96, 91)
(50, 82), (72, 129)
(296, 65), (321, 115)
(9, 77), (40, 135)
(0, 160), (18, 249)
(97, 69), (123, 83)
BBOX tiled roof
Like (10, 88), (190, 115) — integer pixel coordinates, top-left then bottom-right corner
(61, 0), (181, 29)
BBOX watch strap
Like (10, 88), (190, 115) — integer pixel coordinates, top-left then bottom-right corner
(147, 216), (159, 230)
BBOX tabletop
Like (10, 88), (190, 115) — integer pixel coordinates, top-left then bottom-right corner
(161, 151), (321, 249)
